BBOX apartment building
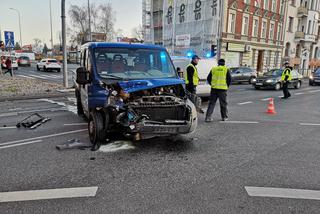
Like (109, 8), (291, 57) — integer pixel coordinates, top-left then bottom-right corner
(142, 0), (164, 45)
(283, 0), (320, 71)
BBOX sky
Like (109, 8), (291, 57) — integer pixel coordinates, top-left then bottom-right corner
(0, 0), (142, 47)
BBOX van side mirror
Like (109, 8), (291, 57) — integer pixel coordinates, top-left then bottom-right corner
(76, 67), (90, 85)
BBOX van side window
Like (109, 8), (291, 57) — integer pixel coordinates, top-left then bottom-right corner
(82, 49), (87, 68)
(86, 50), (92, 72)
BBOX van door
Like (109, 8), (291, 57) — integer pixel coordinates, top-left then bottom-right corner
(80, 48), (90, 116)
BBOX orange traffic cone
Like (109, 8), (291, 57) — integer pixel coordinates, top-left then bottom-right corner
(266, 98), (276, 114)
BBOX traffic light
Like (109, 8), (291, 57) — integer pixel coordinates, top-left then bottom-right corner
(211, 45), (217, 57)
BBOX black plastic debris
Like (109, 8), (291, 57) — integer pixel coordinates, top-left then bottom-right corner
(56, 139), (92, 150)
(16, 113), (51, 129)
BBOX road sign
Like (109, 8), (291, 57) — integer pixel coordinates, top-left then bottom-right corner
(4, 31), (14, 48)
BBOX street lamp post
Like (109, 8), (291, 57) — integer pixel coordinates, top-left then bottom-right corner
(61, 0), (68, 88)
(9, 8), (22, 47)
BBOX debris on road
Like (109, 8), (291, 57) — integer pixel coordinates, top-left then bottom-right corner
(16, 113), (51, 129)
(56, 139), (92, 150)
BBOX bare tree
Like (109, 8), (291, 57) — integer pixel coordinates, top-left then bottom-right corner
(98, 3), (116, 42)
(33, 38), (43, 53)
(68, 2), (115, 44)
(132, 25), (145, 42)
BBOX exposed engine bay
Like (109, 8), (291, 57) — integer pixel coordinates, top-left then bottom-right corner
(99, 81), (196, 139)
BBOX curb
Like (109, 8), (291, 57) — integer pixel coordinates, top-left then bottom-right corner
(0, 91), (75, 102)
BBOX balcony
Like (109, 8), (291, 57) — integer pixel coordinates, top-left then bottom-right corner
(295, 31), (305, 40)
(304, 34), (316, 43)
(297, 6), (308, 18)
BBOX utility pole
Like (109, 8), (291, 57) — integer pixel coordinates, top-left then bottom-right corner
(49, 0), (54, 49)
(9, 8), (22, 47)
(217, 0), (225, 61)
(88, 0), (92, 41)
(61, 0), (68, 88)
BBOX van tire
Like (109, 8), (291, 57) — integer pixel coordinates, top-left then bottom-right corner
(88, 111), (106, 151)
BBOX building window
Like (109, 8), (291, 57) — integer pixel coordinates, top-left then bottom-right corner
(296, 44), (301, 57)
(315, 47), (319, 59)
(285, 42), (290, 57)
(308, 20), (311, 34)
(242, 16), (249, 35)
(253, 19), (259, 37)
(288, 17), (294, 32)
(264, 0), (269, 10)
(228, 13), (236, 33)
(266, 51), (271, 66)
(278, 24), (282, 40)
(262, 21), (267, 38)
(271, 0), (277, 11)
(269, 23), (275, 40)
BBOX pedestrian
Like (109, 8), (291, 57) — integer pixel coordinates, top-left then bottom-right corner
(185, 55), (204, 113)
(281, 61), (292, 99)
(4, 57), (13, 77)
(205, 59), (232, 122)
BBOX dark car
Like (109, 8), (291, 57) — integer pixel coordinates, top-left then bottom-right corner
(17, 56), (31, 67)
(230, 67), (257, 84)
(253, 69), (303, 90)
(309, 68), (320, 86)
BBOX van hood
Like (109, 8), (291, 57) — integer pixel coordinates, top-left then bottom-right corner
(118, 78), (184, 93)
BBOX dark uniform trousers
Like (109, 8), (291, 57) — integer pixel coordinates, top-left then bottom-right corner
(206, 89), (228, 119)
(282, 81), (291, 98)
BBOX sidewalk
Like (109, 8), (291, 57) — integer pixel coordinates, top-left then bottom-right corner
(0, 76), (72, 101)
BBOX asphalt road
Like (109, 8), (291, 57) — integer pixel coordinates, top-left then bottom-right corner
(12, 63), (78, 86)
(1, 82), (320, 213)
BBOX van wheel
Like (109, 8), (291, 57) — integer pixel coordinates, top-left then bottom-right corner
(88, 111), (106, 151)
(295, 81), (301, 89)
(274, 83), (281, 91)
(75, 89), (84, 116)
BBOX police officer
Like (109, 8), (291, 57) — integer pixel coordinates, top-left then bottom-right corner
(185, 55), (204, 113)
(205, 59), (232, 122)
(281, 61), (292, 99)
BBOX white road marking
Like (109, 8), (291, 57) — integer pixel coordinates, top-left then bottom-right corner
(0, 129), (87, 146)
(261, 98), (272, 101)
(40, 74), (60, 79)
(237, 101), (253, 105)
(28, 74), (49, 80)
(17, 75), (35, 79)
(300, 123), (320, 126)
(294, 92), (305, 95)
(99, 141), (135, 153)
(39, 99), (77, 114)
(64, 123), (87, 126)
(245, 186), (320, 201)
(0, 140), (43, 150)
(219, 121), (259, 124)
(0, 112), (18, 117)
(0, 186), (98, 203)
(308, 89), (320, 93)
(0, 126), (16, 130)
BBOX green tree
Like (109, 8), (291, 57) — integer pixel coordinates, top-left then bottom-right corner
(14, 42), (21, 50)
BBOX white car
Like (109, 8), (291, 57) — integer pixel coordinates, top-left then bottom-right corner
(171, 56), (217, 97)
(37, 58), (61, 72)
(1, 56), (18, 70)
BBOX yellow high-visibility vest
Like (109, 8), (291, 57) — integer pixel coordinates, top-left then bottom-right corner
(210, 66), (228, 90)
(185, 64), (199, 86)
(281, 68), (292, 81)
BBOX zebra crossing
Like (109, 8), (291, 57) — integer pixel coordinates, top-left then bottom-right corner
(17, 74), (62, 80)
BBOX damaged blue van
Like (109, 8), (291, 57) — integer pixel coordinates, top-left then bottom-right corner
(75, 43), (197, 148)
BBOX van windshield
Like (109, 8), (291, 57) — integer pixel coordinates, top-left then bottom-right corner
(93, 48), (177, 80)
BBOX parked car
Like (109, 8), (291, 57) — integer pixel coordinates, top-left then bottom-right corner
(230, 67), (257, 84)
(171, 56), (217, 97)
(309, 67), (320, 86)
(74, 42), (198, 147)
(253, 69), (303, 90)
(17, 56), (31, 67)
(37, 58), (61, 72)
